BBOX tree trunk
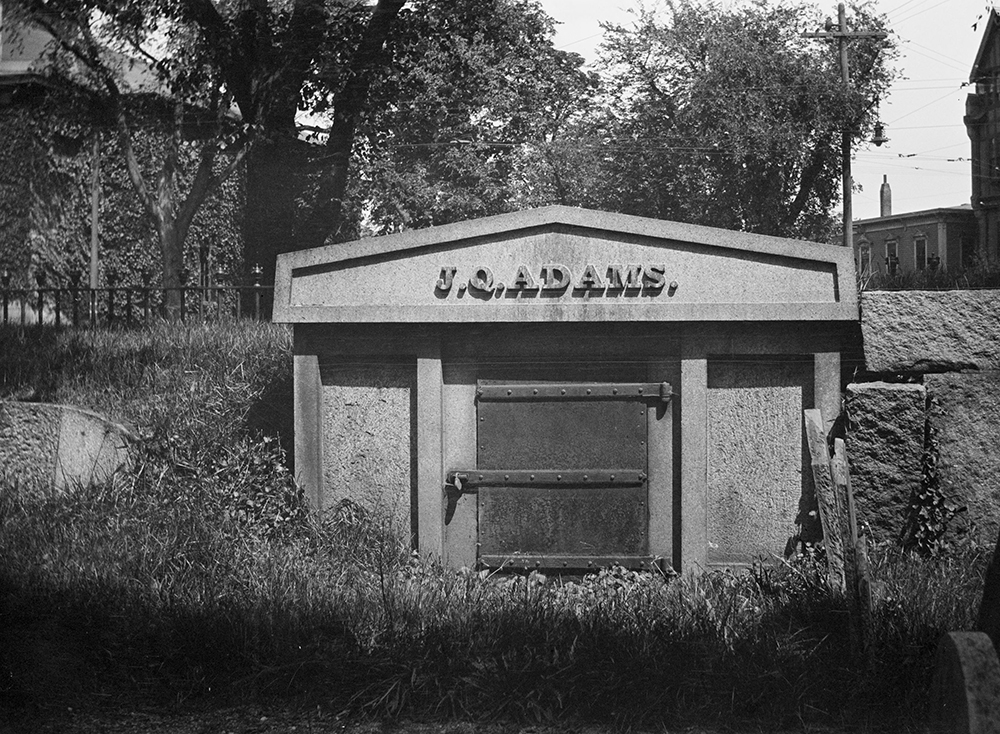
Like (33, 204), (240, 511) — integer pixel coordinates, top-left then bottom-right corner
(243, 138), (315, 289)
(158, 217), (185, 319)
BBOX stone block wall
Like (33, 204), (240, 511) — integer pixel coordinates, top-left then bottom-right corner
(845, 382), (925, 544)
(854, 290), (1000, 547)
(926, 371), (1000, 544)
(861, 290), (1000, 373)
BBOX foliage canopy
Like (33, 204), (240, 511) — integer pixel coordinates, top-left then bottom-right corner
(515, 0), (898, 242)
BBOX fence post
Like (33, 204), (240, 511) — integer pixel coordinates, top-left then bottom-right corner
(108, 271), (119, 325)
(35, 272), (46, 329)
(2, 269), (9, 325)
(70, 272), (81, 326)
(252, 263), (263, 321)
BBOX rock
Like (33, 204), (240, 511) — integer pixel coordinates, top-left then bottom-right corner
(861, 290), (1000, 373)
(926, 371), (1000, 546)
(0, 401), (136, 491)
(845, 381), (925, 543)
(929, 631), (1000, 734)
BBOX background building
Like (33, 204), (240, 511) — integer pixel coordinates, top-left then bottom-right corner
(966, 8), (1000, 267)
(853, 177), (976, 279)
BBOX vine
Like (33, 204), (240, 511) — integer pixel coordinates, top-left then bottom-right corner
(903, 397), (964, 555)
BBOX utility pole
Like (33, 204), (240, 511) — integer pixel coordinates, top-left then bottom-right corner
(804, 3), (887, 249)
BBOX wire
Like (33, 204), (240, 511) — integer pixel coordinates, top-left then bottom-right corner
(886, 86), (963, 124)
(892, 0), (954, 26)
(900, 39), (974, 75)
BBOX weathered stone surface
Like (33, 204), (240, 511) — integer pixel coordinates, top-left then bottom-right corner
(0, 402), (60, 487)
(927, 371), (1000, 545)
(0, 401), (135, 490)
(929, 631), (1000, 734)
(321, 364), (413, 537)
(861, 290), (1000, 373)
(276, 205), (858, 325)
(706, 359), (809, 565)
(845, 381), (925, 543)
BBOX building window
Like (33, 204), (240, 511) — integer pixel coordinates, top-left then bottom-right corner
(962, 235), (976, 268)
(915, 237), (927, 271)
(885, 240), (899, 274)
(859, 243), (871, 277)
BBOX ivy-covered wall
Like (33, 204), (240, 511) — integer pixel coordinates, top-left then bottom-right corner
(0, 84), (245, 289)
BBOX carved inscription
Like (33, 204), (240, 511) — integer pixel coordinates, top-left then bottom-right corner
(436, 264), (669, 296)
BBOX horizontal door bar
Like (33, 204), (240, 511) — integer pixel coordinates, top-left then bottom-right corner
(447, 469), (646, 492)
(477, 382), (672, 403)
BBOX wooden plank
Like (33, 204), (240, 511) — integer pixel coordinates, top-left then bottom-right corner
(804, 408), (845, 594)
(832, 438), (862, 656)
(832, 438), (875, 657)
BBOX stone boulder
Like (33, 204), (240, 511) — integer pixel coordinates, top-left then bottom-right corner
(861, 290), (1000, 373)
(926, 371), (1000, 545)
(0, 401), (136, 491)
(845, 381), (925, 543)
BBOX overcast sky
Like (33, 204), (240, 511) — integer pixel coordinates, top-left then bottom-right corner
(537, 0), (992, 221)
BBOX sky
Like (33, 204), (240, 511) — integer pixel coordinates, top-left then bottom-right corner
(537, 0), (994, 222)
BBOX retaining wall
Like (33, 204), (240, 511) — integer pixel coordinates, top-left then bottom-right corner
(850, 290), (1000, 546)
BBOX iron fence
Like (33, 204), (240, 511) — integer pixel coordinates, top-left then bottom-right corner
(0, 269), (274, 328)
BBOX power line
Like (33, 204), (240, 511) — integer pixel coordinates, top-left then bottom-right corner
(892, 0), (953, 26)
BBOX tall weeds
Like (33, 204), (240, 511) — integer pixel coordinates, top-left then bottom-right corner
(0, 323), (989, 729)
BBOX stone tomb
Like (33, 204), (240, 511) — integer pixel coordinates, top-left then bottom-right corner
(274, 206), (856, 572)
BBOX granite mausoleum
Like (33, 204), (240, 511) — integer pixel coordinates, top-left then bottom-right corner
(274, 206), (857, 572)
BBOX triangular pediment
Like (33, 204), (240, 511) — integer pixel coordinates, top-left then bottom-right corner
(273, 206), (857, 323)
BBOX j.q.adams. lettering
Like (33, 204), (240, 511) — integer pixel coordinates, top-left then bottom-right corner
(435, 264), (675, 296)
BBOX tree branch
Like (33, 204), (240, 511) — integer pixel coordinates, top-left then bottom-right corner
(784, 132), (835, 230)
(297, 0), (406, 248)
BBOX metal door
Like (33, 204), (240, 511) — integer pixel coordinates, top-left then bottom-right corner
(447, 381), (671, 570)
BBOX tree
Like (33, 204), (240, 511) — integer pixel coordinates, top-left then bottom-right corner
(356, 0), (598, 234)
(7, 0), (252, 314)
(195, 0), (410, 284)
(225, 0), (591, 283)
(524, 0), (897, 242)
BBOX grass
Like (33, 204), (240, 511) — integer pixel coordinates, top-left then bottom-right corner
(859, 259), (1000, 291)
(0, 322), (989, 730)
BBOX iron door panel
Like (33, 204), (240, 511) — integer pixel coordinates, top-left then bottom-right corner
(475, 384), (650, 567)
(478, 400), (646, 471)
(478, 485), (647, 558)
